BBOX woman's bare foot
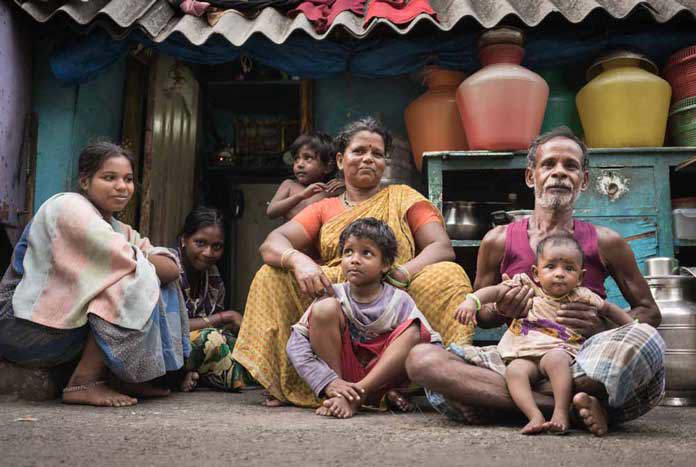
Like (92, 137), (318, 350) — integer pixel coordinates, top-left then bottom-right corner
(262, 394), (288, 407)
(116, 381), (171, 398)
(544, 412), (570, 434)
(323, 396), (360, 419)
(62, 381), (137, 407)
(386, 389), (414, 412)
(572, 392), (608, 436)
(180, 371), (199, 392)
(315, 405), (333, 416)
(521, 413), (547, 435)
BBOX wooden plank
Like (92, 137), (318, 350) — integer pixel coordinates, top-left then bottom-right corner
(139, 53), (159, 238)
(300, 80), (313, 134)
(119, 57), (149, 229)
(18, 112), (38, 229)
(141, 56), (199, 246)
(653, 157), (676, 259)
(426, 156), (443, 211)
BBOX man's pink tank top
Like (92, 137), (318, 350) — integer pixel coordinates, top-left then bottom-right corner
(500, 218), (608, 298)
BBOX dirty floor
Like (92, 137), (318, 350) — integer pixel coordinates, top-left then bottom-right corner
(1, 389), (694, 467)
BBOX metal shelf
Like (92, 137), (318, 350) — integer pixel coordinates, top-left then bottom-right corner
(451, 240), (481, 248)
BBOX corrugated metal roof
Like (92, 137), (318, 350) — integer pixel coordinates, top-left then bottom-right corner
(14, 0), (696, 46)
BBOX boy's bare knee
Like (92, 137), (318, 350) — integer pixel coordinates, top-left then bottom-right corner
(309, 298), (342, 327)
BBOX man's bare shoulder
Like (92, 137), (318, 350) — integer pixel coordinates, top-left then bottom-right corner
(480, 225), (508, 251)
(594, 224), (626, 248)
(594, 224), (633, 267)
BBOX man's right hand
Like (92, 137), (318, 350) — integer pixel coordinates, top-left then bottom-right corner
(494, 274), (534, 320)
(290, 253), (334, 298)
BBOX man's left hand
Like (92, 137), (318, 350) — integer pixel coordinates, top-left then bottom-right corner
(557, 302), (605, 338)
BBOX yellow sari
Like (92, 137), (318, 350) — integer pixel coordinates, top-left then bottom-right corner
(232, 185), (473, 407)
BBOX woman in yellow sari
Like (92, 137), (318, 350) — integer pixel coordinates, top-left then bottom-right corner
(232, 117), (474, 407)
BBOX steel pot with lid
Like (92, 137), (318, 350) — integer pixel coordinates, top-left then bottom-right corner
(647, 273), (696, 406)
(443, 201), (488, 240)
(444, 201), (509, 240)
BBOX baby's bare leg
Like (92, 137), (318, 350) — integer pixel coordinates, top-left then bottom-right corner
(505, 358), (546, 434)
(539, 350), (573, 433)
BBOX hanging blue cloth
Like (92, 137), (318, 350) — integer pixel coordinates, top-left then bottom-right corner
(49, 23), (696, 84)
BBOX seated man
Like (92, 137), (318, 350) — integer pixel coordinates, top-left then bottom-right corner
(406, 127), (666, 436)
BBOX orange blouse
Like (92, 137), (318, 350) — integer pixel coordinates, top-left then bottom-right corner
(294, 197), (441, 242)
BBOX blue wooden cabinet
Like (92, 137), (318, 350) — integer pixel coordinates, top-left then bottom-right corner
(424, 148), (694, 341)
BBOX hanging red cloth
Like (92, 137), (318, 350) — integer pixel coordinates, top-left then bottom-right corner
(290, 0), (366, 33)
(364, 0), (435, 25)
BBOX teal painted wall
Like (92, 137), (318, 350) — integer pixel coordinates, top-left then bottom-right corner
(314, 74), (421, 140)
(32, 42), (127, 209)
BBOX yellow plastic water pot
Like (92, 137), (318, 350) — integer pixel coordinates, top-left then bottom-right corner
(576, 51), (672, 148)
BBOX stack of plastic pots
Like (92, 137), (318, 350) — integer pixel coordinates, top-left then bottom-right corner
(668, 97), (696, 146)
(664, 46), (696, 146)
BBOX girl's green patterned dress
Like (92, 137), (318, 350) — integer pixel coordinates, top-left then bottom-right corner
(178, 248), (255, 391)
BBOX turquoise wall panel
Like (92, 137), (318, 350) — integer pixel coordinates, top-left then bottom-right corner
(32, 42), (126, 210)
(314, 74), (421, 138)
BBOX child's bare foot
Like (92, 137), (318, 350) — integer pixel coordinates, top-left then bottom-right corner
(521, 413), (547, 435)
(315, 404), (333, 416)
(116, 381), (171, 398)
(386, 389), (414, 412)
(572, 392), (608, 437)
(544, 412), (570, 434)
(62, 381), (137, 407)
(323, 396), (360, 419)
(180, 371), (199, 392)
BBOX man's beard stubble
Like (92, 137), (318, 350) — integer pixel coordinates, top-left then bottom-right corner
(534, 186), (576, 210)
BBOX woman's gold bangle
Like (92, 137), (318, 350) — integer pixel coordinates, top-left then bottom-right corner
(280, 248), (299, 270)
(202, 316), (213, 327)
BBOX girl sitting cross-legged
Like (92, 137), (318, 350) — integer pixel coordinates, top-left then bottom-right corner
(286, 217), (442, 419)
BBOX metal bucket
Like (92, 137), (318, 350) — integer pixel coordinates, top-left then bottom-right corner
(381, 137), (419, 188)
(648, 274), (696, 406)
